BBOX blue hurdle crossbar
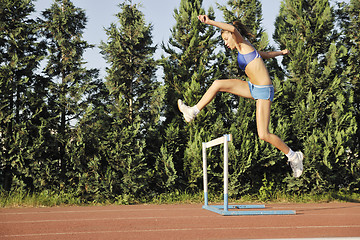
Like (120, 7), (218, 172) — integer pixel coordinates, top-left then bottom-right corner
(202, 134), (296, 216)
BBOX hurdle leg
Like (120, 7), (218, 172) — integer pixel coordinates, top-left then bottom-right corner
(202, 142), (208, 206)
(223, 135), (229, 212)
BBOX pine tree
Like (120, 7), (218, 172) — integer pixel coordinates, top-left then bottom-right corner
(274, 0), (356, 193)
(336, 0), (360, 192)
(160, 0), (224, 192)
(100, 2), (159, 200)
(215, 0), (286, 197)
(40, 0), (99, 186)
(0, 0), (47, 191)
(66, 72), (109, 201)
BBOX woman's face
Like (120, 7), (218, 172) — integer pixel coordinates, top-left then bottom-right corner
(221, 31), (236, 50)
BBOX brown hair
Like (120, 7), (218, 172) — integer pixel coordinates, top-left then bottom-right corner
(222, 20), (255, 40)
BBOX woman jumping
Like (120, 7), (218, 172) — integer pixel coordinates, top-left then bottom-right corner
(178, 15), (303, 178)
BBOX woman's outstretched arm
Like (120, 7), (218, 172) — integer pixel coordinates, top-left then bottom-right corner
(258, 49), (289, 59)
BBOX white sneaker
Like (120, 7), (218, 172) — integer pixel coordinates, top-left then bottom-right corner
(288, 151), (304, 178)
(178, 99), (196, 123)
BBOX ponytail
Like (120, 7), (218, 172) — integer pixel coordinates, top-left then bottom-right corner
(232, 20), (255, 40)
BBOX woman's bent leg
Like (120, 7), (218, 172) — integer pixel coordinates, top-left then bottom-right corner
(256, 99), (304, 177)
(255, 99), (290, 154)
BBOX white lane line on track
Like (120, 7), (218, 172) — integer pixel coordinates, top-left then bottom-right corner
(2, 207), (359, 215)
(2, 225), (360, 238)
(0, 215), (211, 224)
(1, 213), (360, 224)
(0, 207), (201, 215)
(1, 212), (359, 220)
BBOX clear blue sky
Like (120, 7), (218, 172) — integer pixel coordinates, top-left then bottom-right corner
(33, 0), (282, 78)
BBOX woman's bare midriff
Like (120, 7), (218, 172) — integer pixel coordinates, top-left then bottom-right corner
(245, 58), (272, 85)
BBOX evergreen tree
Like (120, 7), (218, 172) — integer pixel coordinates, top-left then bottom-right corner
(100, 2), (160, 200)
(216, 0), (288, 197)
(41, 0), (99, 186)
(336, 0), (360, 192)
(274, 0), (356, 193)
(0, 0), (46, 191)
(65, 65), (108, 201)
(160, 0), (223, 192)
(66, 102), (110, 202)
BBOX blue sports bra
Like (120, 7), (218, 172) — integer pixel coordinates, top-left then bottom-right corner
(237, 48), (261, 70)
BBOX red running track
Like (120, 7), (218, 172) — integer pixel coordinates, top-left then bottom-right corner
(1, 202), (360, 240)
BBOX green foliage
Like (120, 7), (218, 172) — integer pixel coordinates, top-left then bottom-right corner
(0, 0), (359, 205)
(0, 0), (47, 192)
(152, 124), (181, 193)
(258, 173), (275, 202)
(99, 2), (160, 201)
(40, 0), (100, 185)
(160, 0), (223, 193)
(274, 0), (358, 193)
(336, 0), (360, 192)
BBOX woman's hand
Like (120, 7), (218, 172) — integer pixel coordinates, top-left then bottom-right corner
(198, 15), (244, 43)
(198, 15), (211, 24)
(282, 49), (290, 55)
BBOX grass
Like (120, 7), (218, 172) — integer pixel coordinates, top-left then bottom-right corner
(1, 188), (359, 208)
(0, 189), (83, 208)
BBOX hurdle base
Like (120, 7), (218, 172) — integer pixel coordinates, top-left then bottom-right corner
(202, 204), (296, 216)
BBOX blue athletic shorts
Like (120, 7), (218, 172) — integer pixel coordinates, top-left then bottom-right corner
(247, 81), (274, 102)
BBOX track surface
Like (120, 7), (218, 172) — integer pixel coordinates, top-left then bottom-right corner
(1, 202), (360, 239)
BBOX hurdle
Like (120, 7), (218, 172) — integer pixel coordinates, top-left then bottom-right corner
(202, 134), (296, 216)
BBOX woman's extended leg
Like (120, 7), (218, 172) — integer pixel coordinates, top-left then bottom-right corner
(196, 79), (252, 110)
(178, 79), (252, 122)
